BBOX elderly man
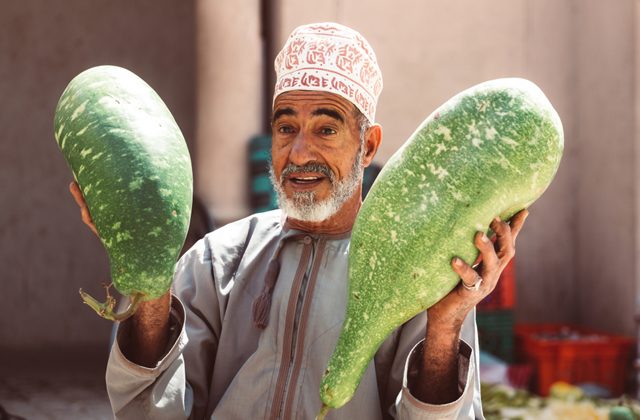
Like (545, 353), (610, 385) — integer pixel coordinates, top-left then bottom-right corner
(71, 23), (526, 419)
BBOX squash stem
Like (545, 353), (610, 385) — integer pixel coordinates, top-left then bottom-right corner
(315, 404), (331, 420)
(79, 285), (145, 322)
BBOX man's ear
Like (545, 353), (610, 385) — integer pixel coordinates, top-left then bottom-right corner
(363, 124), (382, 167)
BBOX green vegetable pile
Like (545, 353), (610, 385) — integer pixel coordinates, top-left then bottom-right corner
(482, 382), (639, 420)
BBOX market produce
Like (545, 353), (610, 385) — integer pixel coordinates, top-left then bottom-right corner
(481, 382), (640, 420)
(610, 405), (636, 420)
(317, 78), (564, 416)
(53, 65), (193, 321)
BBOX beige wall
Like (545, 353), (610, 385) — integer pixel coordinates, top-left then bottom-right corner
(574, 0), (637, 335)
(195, 0), (263, 223)
(637, 0), (640, 325)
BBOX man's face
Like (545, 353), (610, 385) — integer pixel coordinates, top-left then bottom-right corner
(270, 90), (365, 222)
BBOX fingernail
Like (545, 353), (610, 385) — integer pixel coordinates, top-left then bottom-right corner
(453, 257), (462, 267)
(481, 233), (489, 242)
(494, 216), (502, 223)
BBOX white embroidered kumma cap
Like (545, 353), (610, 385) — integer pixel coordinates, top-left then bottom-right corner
(273, 22), (383, 123)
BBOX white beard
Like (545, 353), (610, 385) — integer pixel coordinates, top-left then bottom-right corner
(270, 150), (364, 223)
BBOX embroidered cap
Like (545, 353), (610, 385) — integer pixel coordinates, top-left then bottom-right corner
(273, 22), (383, 123)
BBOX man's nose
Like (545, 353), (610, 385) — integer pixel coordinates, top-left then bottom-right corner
(288, 132), (317, 166)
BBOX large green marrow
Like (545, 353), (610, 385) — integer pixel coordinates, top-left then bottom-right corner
(53, 65), (193, 321)
(318, 78), (564, 415)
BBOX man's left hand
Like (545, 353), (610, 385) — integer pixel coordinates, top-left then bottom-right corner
(426, 209), (529, 330)
(413, 210), (529, 405)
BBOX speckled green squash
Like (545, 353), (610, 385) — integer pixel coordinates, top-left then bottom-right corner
(318, 78), (563, 414)
(53, 65), (193, 319)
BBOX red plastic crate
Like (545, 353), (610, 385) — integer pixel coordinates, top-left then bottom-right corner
(507, 364), (534, 389)
(478, 257), (516, 310)
(515, 324), (634, 396)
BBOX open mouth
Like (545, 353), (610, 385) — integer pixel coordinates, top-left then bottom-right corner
(286, 174), (327, 188)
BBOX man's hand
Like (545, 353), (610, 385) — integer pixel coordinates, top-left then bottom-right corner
(429, 209), (529, 329)
(68, 180), (172, 367)
(413, 209), (529, 404)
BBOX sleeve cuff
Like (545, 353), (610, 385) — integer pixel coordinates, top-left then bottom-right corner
(397, 339), (475, 419)
(111, 294), (187, 376)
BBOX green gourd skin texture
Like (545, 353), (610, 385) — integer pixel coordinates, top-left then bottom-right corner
(53, 65), (193, 321)
(317, 78), (564, 417)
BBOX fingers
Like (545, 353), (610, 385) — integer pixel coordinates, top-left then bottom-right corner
(449, 233), (499, 302)
(69, 181), (84, 207)
(474, 231), (498, 268)
(69, 181), (99, 237)
(451, 257), (482, 290)
(448, 211), (529, 305)
(509, 209), (529, 243)
(491, 217), (515, 261)
(471, 210), (529, 267)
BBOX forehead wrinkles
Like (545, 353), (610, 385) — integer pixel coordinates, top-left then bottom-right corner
(273, 91), (353, 120)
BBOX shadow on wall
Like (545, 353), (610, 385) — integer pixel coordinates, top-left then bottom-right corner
(181, 195), (217, 256)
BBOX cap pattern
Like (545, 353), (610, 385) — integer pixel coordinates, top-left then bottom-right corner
(274, 23), (383, 123)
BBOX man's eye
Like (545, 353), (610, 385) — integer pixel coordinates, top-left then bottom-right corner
(320, 127), (337, 136)
(278, 125), (295, 134)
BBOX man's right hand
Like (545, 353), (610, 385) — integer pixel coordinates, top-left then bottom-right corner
(69, 180), (172, 367)
(69, 181), (99, 237)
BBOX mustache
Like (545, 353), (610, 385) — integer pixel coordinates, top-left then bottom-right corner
(280, 162), (335, 183)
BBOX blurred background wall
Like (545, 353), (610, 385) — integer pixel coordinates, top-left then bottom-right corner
(1, 0), (638, 367)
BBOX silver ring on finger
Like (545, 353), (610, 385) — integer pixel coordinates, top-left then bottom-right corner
(461, 275), (483, 291)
